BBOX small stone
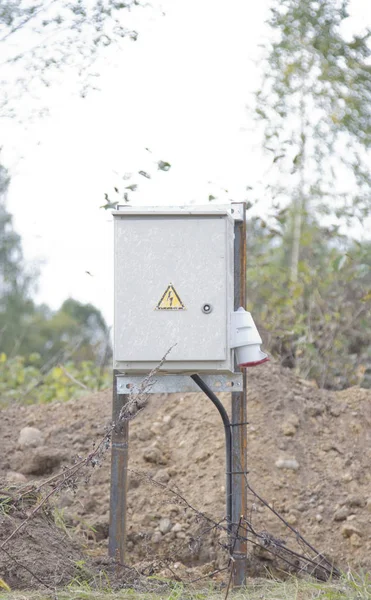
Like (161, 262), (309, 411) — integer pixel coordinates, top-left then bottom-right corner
(171, 523), (182, 533)
(366, 498), (371, 513)
(159, 517), (172, 534)
(315, 514), (323, 522)
(152, 531), (162, 544)
(329, 405), (342, 417)
(346, 495), (365, 508)
(333, 506), (349, 522)
(281, 414), (299, 436)
(176, 531), (186, 540)
(150, 422), (163, 435)
(194, 449), (211, 463)
(6, 471), (27, 483)
(350, 533), (361, 548)
(162, 415), (172, 425)
(136, 429), (153, 442)
(18, 427), (44, 448)
(341, 524), (362, 539)
(286, 514), (297, 525)
(342, 473), (353, 483)
(127, 475), (140, 490)
(201, 563), (214, 575)
(351, 422), (362, 434)
(306, 404), (324, 417)
(17, 447), (67, 475)
(143, 446), (167, 465)
(153, 469), (170, 484)
(282, 423), (296, 436)
(275, 458), (299, 471)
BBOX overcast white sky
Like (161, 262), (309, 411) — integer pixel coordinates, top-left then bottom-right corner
(2, 0), (371, 326)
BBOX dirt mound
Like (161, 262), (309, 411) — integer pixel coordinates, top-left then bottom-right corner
(0, 362), (370, 585)
(0, 495), (84, 589)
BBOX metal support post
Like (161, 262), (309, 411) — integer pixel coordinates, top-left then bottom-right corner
(231, 203), (248, 587)
(108, 370), (129, 563)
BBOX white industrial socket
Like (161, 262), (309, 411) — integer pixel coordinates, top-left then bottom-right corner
(230, 307), (269, 368)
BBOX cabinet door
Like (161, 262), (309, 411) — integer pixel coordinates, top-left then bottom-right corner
(114, 215), (229, 363)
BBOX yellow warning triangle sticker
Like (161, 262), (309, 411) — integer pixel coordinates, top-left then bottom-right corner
(156, 284), (185, 310)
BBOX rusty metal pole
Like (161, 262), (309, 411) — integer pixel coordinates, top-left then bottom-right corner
(231, 203), (248, 587)
(108, 369), (129, 563)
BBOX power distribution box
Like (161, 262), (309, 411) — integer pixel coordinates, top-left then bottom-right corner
(113, 205), (240, 373)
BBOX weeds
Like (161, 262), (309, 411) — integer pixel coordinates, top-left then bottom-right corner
(1, 572), (371, 600)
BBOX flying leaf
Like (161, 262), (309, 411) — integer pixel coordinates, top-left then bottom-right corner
(138, 170), (151, 179)
(158, 160), (171, 171)
(100, 196), (118, 209)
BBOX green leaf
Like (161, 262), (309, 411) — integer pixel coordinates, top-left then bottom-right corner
(157, 160), (171, 171)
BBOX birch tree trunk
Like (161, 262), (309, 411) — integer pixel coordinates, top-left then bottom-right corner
(290, 82), (306, 283)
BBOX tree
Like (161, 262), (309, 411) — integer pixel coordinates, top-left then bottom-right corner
(0, 163), (111, 364)
(246, 212), (371, 389)
(255, 0), (371, 282)
(0, 0), (145, 119)
(21, 299), (111, 365)
(0, 161), (35, 353)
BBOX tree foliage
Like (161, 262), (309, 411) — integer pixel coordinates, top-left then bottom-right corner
(0, 352), (110, 404)
(247, 212), (371, 390)
(0, 162), (35, 352)
(0, 163), (111, 366)
(248, 0), (371, 388)
(256, 0), (371, 281)
(18, 298), (112, 365)
(0, 0), (144, 118)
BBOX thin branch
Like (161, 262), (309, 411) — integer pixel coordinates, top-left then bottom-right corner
(59, 364), (89, 390)
(0, 1), (58, 44)
(243, 478), (338, 575)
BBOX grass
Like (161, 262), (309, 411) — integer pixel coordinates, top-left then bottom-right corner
(1, 572), (371, 600)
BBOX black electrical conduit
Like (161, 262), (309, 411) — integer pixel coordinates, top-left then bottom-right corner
(190, 374), (232, 533)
